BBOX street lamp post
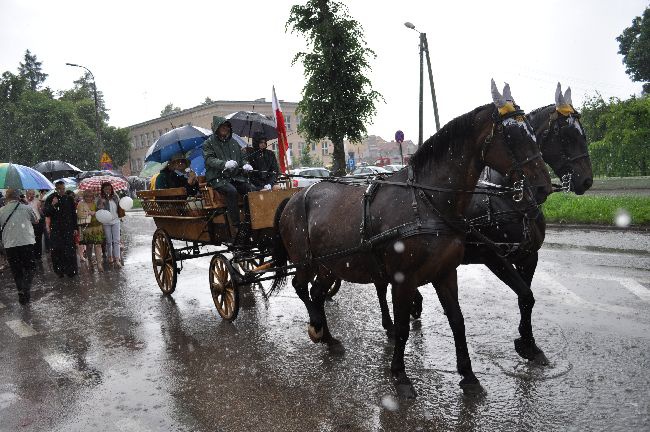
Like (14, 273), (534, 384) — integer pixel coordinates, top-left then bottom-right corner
(404, 22), (441, 146)
(65, 62), (102, 156)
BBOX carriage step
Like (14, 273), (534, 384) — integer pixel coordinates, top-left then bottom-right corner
(252, 261), (273, 272)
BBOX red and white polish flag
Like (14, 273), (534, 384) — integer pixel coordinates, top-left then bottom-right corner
(272, 86), (291, 173)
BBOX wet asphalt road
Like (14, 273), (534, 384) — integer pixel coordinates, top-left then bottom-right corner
(0, 213), (648, 432)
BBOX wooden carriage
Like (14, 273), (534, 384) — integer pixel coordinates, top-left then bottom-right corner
(137, 179), (298, 321)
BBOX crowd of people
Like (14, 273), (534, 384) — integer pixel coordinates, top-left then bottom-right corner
(0, 181), (127, 305)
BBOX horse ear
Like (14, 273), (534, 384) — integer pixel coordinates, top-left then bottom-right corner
(564, 86), (573, 106)
(491, 78), (505, 107)
(555, 82), (565, 108)
(502, 82), (514, 103)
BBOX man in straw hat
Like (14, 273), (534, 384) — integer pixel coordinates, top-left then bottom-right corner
(155, 152), (199, 195)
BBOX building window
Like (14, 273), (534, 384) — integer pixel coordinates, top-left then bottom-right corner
(140, 134), (144, 148)
(272, 143), (277, 151)
(158, 129), (163, 137)
(321, 142), (328, 156)
(132, 138), (137, 149)
(311, 142), (316, 151)
(131, 159), (137, 172)
(285, 115), (291, 130)
(145, 133), (150, 146)
(137, 159), (143, 170)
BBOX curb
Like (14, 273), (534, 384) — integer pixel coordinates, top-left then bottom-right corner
(546, 223), (649, 233)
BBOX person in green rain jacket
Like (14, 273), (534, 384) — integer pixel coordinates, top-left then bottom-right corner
(203, 116), (256, 231)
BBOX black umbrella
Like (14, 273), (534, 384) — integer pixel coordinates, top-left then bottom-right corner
(225, 111), (278, 139)
(32, 160), (82, 181)
(75, 170), (128, 182)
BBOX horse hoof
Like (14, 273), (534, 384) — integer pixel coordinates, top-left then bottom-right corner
(459, 378), (484, 396)
(307, 325), (323, 343)
(515, 337), (549, 365)
(532, 351), (550, 366)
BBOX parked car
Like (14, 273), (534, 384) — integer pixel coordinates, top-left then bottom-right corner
(348, 166), (390, 177)
(290, 167), (331, 188)
(383, 164), (405, 173)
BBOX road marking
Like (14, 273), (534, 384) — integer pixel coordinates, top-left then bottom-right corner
(116, 418), (154, 432)
(0, 301), (5, 309)
(5, 320), (38, 338)
(573, 273), (650, 303)
(535, 272), (633, 315)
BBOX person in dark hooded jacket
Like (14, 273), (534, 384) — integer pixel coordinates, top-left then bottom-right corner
(248, 132), (280, 190)
(203, 116), (256, 239)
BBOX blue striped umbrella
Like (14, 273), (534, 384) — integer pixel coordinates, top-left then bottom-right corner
(144, 125), (213, 163)
(0, 162), (55, 190)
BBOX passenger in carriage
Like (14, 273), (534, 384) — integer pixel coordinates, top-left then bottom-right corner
(248, 132), (280, 190)
(155, 153), (199, 196)
(203, 116), (256, 240)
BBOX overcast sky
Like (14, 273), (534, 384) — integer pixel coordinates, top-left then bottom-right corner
(0, 0), (646, 142)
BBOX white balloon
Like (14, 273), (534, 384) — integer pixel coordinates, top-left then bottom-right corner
(119, 196), (134, 211)
(95, 209), (113, 224)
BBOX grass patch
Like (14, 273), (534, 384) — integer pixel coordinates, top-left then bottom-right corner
(542, 193), (650, 225)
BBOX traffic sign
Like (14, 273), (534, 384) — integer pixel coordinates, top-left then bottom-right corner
(395, 130), (404, 143)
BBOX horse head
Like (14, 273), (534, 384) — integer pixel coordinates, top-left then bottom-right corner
(483, 80), (553, 204)
(528, 83), (593, 195)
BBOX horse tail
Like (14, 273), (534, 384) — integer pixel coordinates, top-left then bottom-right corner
(268, 197), (291, 296)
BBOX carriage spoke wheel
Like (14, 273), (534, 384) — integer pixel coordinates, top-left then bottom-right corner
(152, 229), (177, 295)
(209, 254), (240, 321)
(326, 279), (342, 299)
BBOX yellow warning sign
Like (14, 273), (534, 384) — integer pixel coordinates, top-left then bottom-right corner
(100, 152), (112, 164)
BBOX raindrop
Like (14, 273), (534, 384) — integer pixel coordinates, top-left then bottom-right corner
(380, 394), (399, 411)
(614, 208), (631, 228)
(394, 272), (405, 283)
(393, 241), (405, 253)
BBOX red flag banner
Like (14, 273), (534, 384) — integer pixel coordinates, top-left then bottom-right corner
(272, 86), (291, 173)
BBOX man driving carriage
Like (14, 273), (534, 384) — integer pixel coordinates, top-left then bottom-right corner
(203, 116), (256, 242)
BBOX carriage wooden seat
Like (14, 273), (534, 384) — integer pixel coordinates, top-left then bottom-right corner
(137, 187), (206, 218)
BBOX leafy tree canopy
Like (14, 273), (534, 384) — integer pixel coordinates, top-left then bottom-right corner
(18, 49), (48, 91)
(160, 103), (182, 117)
(581, 94), (650, 177)
(0, 52), (130, 170)
(617, 6), (650, 93)
(287, 0), (382, 175)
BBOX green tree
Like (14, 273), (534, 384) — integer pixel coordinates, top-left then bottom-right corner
(203, 96), (214, 105)
(617, 6), (650, 93)
(17, 49), (48, 91)
(287, 0), (382, 176)
(160, 103), (181, 117)
(300, 143), (314, 166)
(59, 71), (109, 122)
(584, 96), (650, 176)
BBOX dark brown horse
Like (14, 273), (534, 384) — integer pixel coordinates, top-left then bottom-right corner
(272, 82), (552, 398)
(376, 83), (593, 366)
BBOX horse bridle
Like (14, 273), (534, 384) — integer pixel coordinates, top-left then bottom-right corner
(541, 109), (590, 192)
(481, 108), (544, 202)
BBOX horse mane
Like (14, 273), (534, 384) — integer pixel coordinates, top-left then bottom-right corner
(527, 104), (555, 120)
(409, 104), (492, 169)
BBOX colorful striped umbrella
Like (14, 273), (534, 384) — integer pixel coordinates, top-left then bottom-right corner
(78, 175), (129, 193)
(0, 162), (55, 190)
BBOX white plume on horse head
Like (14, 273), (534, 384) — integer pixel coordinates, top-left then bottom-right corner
(564, 87), (573, 106)
(555, 82), (567, 107)
(502, 82), (515, 103)
(491, 78), (507, 108)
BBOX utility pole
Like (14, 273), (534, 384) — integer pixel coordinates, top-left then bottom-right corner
(65, 63), (102, 157)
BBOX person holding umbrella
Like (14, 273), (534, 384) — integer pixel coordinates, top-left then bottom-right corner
(44, 180), (79, 277)
(0, 189), (39, 304)
(203, 116), (256, 243)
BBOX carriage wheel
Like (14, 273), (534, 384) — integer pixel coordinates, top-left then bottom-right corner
(326, 279), (342, 299)
(209, 254), (240, 321)
(152, 229), (177, 295)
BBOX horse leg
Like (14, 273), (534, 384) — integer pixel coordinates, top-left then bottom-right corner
(391, 281), (417, 399)
(292, 269), (323, 343)
(434, 269), (484, 395)
(484, 252), (549, 365)
(374, 282), (394, 339)
(310, 275), (343, 351)
(410, 288), (423, 319)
